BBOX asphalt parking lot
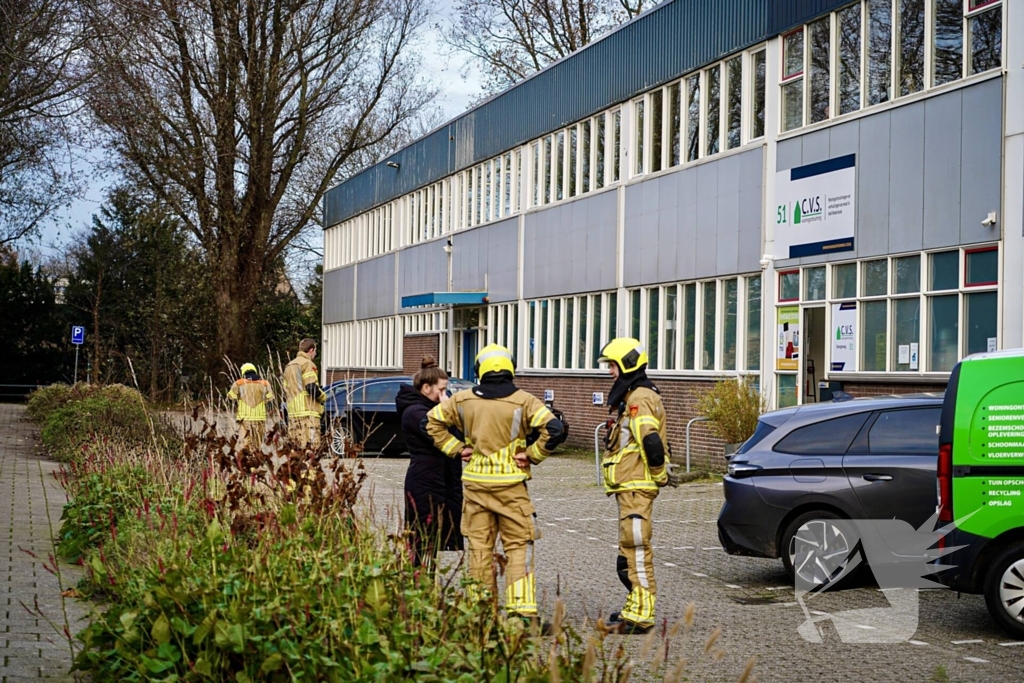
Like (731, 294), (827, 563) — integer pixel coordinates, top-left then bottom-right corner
(358, 454), (1024, 683)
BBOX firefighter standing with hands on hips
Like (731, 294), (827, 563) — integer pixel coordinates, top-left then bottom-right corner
(426, 344), (567, 628)
(599, 338), (681, 634)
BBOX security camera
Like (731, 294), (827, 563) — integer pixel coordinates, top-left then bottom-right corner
(759, 254), (774, 269)
(386, 161), (400, 170)
(981, 211), (997, 227)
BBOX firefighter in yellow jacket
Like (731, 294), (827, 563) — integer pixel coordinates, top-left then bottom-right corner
(283, 338), (326, 449)
(599, 338), (681, 634)
(426, 344), (566, 624)
(227, 363), (274, 450)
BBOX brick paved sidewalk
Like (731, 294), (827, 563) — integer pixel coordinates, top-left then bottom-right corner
(0, 404), (86, 682)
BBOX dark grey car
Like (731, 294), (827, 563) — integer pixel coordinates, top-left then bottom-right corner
(717, 394), (944, 585)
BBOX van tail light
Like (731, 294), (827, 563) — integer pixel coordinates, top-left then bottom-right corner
(937, 443), (953, 523)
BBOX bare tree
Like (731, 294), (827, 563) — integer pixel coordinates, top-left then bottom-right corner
(82, 0), (434, 364)
(0, 0), (88, 245)
(445, 0), (654, 96)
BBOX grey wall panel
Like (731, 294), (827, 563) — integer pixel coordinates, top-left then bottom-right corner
(801, 129), (831, 166)
(625, 147), (763, 286)
(355, 254), (396, 320)
(777, 138), (803, 172)
(888, 102), (926, 254)
(323, 266), (355, 324)
(451, 218), (519, 302)
(523, 190), (617, 298)
(398, 241), (448, 300)
(857, 112), (891, 258)
(960, 78), (1003, 245)
(924, 91), (963, 248)
(828, 120), (859, 157)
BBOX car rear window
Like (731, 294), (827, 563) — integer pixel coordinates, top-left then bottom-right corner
(735, 420), (777, 454)
(867, 407), (941, 455)
(773, 412), (870, 455)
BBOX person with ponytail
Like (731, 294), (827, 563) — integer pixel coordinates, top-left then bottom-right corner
(395, 356), (464, 567)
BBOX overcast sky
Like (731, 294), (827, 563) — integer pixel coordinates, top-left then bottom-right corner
(40, 0), (481, 251)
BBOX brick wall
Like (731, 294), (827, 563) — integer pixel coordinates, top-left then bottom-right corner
(839, 380), (947, 397)
(515, 374), (729, 473)
(402, 335), (441, 374)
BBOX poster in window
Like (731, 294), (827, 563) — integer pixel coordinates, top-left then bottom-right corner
(831, 302), (856, 372)
(777, 306), (800, 371)
(774, 154), (856, 259)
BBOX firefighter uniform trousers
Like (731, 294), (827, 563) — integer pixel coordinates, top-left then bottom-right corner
(292, 416), (320, 449)
(237, 420), (267, 450)
(616, 490), (657, 627)
(462, 482), (538, 616)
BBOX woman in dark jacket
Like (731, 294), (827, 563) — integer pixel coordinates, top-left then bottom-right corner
(395, 356), (463, 567)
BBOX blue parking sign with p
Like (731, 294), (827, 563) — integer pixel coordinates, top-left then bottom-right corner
(71, 326), (85, 345)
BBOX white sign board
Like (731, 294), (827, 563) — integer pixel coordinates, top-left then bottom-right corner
(543, 389), (554, 402)
(592, 392), (604, 406)
(774, 154), (856, 259)
(831, 302), (856, 372)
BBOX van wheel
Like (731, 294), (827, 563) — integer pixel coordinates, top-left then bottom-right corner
(984, 542), (1024, 639)
(781, 511), (860, 590)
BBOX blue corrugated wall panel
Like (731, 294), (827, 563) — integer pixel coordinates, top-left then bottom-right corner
(324, 0), (856, 227)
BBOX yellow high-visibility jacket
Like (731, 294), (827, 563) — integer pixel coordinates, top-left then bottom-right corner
(227, 379), (273, 422)
(426, 389), (561, 487)
(602, 386), (669, 494)
(283, 351), (325, 418)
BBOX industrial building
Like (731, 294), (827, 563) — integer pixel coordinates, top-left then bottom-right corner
(321, 0), (1020, 467)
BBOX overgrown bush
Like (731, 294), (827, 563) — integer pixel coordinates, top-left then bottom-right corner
(29, 383), (162, 462)
(696, 378), (768, 446)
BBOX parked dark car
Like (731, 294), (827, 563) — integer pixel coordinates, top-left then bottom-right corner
(717, 394), (944, 587)
(323, 376), (475, 455)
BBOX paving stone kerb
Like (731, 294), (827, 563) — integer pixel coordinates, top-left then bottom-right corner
(0, 404), (86, 683)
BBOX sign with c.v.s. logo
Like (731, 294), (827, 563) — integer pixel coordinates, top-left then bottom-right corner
(774, 154), (856, 260)
(831, 302), (857, 372)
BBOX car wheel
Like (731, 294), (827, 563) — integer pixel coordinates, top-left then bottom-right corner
(781, 511), (860, 590)
(984, 542), (1024, 639)
(329, 420), (350, 457)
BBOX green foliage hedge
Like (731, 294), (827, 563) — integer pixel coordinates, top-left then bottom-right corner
(31, 384), (742, 682)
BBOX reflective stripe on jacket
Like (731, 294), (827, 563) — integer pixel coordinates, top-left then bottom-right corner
(283, 352), (324, 418)
(602, 386), (669, 494)
(426, 389), (557, 486)
(227, 379), (273, 421)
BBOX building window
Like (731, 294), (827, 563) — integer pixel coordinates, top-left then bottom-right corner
(683, 283), (697, 370)
(781, 28), (804, 132)
(555, 131), (565, 201)
(722, 278), (738, 370)
(669, 82), (681, 166)
(804, 266), (826, 301)
(525, 292), (618, 371)
(543, 136), (552, 204)
(634, 99), (645, 176)
(779, 270), (800, 302)
(612, 109), (621, 182)
(969, 1), (1001, 74)
(783, 0), (1001, 132)
(808, 16), (831, 124)
(701, 281), (717, 370)
(934, 0), (963, 86)
(898, 0), (926, 97)
(581, 121), (591, 194)
(751, 49), (767, 139)
(596, 113), (607, 189)
(746, 275), (762, 371)
(651, 89), (664, 173)
(726, 56), (742, 149)
(647, 287), (660, 369)
(568, 127), (578, 198)
(685, 74), (700, 162)
(705, 65), (721, 157)
(777, 247), (998, 379)
(838, 3), (862, 114)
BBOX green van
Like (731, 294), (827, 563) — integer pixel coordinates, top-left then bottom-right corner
(937, 349), (1024, 637)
